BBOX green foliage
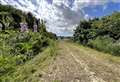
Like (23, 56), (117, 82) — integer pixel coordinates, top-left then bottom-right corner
(73, 20), (97, 44)
(87, 36), (120, 56)
(0, 4), (14, 12)
(0, 4), (57, 80)
(73, 12), (120, 56)
(0, 40), (57, 81)
(0, 55), (27, 78)
(47, 32), (58, 40)
(0, 4), (23, 29)
(26, 12), (35, 29)
(0, 31), (50, 59)
(0, 30), (56, 80)
(0, 4), (37, 30)
(0, 4), (57, 38)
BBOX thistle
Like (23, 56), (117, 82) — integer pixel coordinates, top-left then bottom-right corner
(20, 22), (28, 32)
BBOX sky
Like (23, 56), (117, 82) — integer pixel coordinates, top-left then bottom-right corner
(0, 0), (120, 36)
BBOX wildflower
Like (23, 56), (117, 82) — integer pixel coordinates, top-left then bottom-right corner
(20, 23), (28, 32)
(33, 24), (38, 32)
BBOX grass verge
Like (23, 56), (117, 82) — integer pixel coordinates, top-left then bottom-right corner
(1, 40), (58, 82)
(67, 41), (120, 64)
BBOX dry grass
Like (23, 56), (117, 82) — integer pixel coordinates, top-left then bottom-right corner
(71, 41), (120, 64)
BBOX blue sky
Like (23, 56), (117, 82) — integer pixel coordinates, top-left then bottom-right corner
(84, 2), (120, 18)
(0, 0), (120, 36)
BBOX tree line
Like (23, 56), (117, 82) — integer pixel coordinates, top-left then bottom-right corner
(73, 12), (120, 56)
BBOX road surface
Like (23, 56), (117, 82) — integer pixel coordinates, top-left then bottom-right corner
(40, 41), (120, 82)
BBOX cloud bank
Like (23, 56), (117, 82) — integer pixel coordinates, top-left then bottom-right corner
(0, 0), (119, 36)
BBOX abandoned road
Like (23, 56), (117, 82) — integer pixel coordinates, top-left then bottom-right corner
(40, 41), (120, 82)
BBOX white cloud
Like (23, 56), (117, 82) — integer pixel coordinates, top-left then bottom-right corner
(84, 14), (90, 20)
(0, 0), (119, 36)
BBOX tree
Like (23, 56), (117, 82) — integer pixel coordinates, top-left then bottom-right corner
(73, 20), (93, 44)
(26, 12), (35, 29)
(73, 12), (120, 45)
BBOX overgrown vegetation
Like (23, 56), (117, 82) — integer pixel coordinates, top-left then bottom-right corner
(73, 12), (120, 56)
(0, 4), (57, 80)
(0, 38), (57, 81)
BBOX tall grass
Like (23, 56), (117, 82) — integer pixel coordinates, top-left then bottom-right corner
(88, 36), (120, 56)
(0, 40), (58, 82)
(0, 30), (56, 81)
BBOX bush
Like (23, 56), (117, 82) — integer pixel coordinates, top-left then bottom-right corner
(109, 44), (120, 56)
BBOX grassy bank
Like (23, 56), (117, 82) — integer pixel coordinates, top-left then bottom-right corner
(0, 30), (57, 81)
(1, 39), (58, 82)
